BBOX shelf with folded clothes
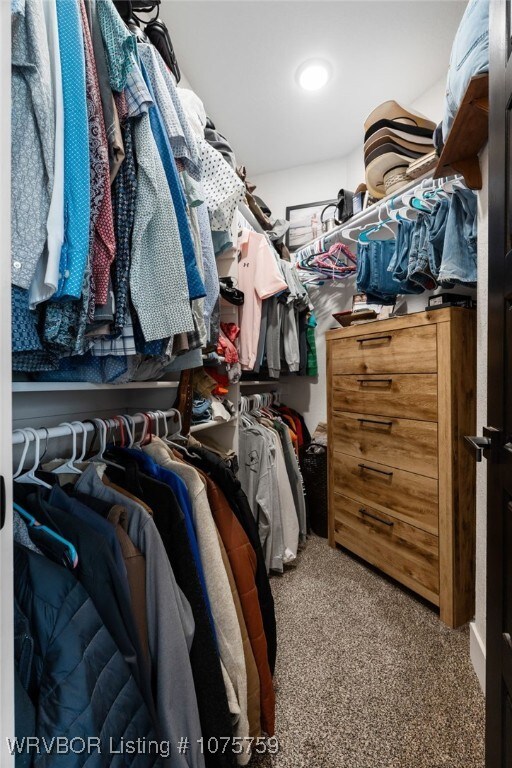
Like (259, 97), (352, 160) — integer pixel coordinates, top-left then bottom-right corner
(12, 380), (181, 393)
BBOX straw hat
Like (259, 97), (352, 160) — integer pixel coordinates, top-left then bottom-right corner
(364, 130), (434, 162)
(365, 141), (423, 167)
(364, 100), (437, 134)
(364, 100), (436, 199)
(365, 152), (413, 199)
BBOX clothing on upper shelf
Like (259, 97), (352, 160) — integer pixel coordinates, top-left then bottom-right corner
(10, 0), (242, 382)
(13, 423), (281, 765)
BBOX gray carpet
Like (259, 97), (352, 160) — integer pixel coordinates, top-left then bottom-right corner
(254, 535), (485, 768)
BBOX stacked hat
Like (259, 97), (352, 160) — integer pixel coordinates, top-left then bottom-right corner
(364, 101), (436, 199)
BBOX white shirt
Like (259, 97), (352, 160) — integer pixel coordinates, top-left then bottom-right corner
(29, 0), (64, 308)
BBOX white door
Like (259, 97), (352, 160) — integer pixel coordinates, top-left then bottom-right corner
(0, 1), (15, 764)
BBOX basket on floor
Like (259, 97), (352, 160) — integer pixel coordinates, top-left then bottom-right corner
(303, 442), (328, 538)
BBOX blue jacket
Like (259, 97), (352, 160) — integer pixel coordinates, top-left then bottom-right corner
(14, 544), (161, 767)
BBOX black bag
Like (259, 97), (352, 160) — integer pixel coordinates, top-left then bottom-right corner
(302, 443), (328, 538)
(335, 189), (354, 224)
(145, 17), (181, 83)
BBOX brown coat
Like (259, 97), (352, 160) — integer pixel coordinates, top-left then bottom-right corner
(199, 471), (275, 736)
(217, 530), (261, 739)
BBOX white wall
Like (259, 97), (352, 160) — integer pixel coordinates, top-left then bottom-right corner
(252, 75), (449, 437)
(251, 156), (347, 222)
(252, 77), (447, 219)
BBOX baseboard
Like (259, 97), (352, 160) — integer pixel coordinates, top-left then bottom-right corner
(470, 621), (486, 694)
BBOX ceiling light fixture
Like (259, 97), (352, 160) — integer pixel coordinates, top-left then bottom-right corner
(297, 59), (331, 91)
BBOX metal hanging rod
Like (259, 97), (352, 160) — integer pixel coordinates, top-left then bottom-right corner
(294, 172), (463, 260)
(12, 409), (180, 446)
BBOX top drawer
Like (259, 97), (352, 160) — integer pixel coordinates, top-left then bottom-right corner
(330, 324), (437, 375)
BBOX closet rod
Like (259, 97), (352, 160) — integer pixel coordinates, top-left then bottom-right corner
(294, 171), (457, 258)
(12, 409), (178, 446)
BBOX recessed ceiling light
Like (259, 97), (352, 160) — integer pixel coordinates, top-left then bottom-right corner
(297, 60), (331, 91)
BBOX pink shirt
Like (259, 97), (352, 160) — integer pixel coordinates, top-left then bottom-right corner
(238, 229), (288, 370)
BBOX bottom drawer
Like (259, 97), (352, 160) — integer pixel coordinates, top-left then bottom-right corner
(332, 493), (439, 605)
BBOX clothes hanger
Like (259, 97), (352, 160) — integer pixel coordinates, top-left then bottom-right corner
(13, 429), (31, 480)
(50, 423), (82, 475)
(88, 418), (125, 470)
(364, 206), (397, 241)
(13, 501), (79, 569)
(88, 418), (108, 462)
(160, 409), (198, 458)
(15, 428), (52, 488)
(71, 420), (88, 464)
(131, 412), (154, 449)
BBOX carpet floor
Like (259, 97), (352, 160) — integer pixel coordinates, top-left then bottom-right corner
(253, 535), (485, 768)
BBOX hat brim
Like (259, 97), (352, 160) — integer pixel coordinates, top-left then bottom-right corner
(365, 152), (413, 199)
(364, 99), (437, 133)
(364, 130), (434, 159)
(365, 118), (434, 144)
(365, 142), (426, 166)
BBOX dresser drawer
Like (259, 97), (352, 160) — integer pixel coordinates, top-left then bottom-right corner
(332, 452), (438, 535)
(333, 493), (439, 604)
(332, 373), (437, 422)
(331, 324), (437, 375)
(332, 412), (438, 478)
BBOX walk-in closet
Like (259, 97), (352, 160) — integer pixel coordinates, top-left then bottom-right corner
(1, 0), (510, 766)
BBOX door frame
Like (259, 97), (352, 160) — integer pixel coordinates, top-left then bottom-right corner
(486, 0), (512, 765)
(0, 1), (14, 766)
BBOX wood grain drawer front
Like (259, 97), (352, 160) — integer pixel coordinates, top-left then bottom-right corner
(332, 374), (438, 422)
(333, 452), (439, 535)
(332, 412), (438, 479)
(331, 324), (437, 375)
(333, 494), (439, 604)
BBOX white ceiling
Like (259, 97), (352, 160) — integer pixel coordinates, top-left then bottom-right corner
(161, 1), (467, 176)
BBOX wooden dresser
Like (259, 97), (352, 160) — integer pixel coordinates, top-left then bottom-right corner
(326, 308), (476, 628)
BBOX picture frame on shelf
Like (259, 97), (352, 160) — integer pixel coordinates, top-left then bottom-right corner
(285, 200), (333, 252)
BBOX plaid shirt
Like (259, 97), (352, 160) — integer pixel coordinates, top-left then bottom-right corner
(90, 312), (137, 357)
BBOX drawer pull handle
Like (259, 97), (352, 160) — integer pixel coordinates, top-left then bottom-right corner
(356, 335), (392, 344)
(358, 463), (394, 477)
(356, 378), (393, 386)
(359, 507), (394, 527)
(357, 418), (393, 428)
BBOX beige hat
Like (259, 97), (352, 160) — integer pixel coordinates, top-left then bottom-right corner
(364, 130), (434, 162)
(364, 100), (436, 133)
(365, 151), (412, 199)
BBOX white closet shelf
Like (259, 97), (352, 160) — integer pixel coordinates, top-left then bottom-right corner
(240, 381), (279, 387)
(294, 170), (434, 256)
(12, 381), (180, 392)
(190, 417), (236, 433)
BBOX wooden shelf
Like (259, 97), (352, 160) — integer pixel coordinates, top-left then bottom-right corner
(434, 73), (489, 190)
(12, 381), (180, 393)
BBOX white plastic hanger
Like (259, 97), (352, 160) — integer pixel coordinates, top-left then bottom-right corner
(71, 421), (88, 464)
(132, 413), (150, 449)
(15, 428), (52, 487)
(13, 429), (31, 480)
(51, 422), (82, 475)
